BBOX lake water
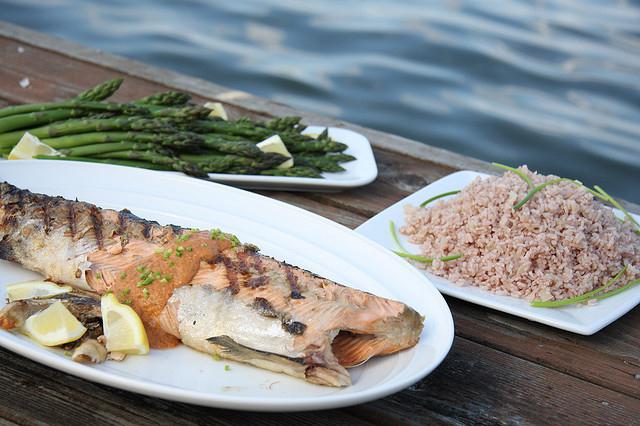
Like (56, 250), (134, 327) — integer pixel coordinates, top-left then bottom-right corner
(3, 0), (640, 202)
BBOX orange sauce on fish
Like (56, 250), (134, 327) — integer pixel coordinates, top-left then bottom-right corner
(86, 231), (232, 348)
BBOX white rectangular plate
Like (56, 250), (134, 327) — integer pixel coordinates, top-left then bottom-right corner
(206, 126), (378, 191)
(0, 161), (452, 412)
(356, 170), (640, 335)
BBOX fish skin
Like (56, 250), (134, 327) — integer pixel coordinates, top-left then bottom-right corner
(0, 182), (424, 386)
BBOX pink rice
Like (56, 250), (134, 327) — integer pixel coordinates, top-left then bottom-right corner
(400, 166), (640, 301)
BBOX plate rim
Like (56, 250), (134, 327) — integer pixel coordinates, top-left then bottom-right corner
(355, 170), (640, 335)
(0, 161), (453, 412)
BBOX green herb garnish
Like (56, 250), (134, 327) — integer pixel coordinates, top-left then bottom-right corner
(513, 178), (575, 210)
(142, 288), (150, 299)
(95, 272), (102, 280)
(492, 162), (533, 188)
(224, 365), (231, 371)
(530, 266), (628, 308)
(136, 265), (147, 273)
(389, 220), (461, 264)
(420, 190), (461, 208)
(136, 276), (154, 287)
(119, 271), (127, 279)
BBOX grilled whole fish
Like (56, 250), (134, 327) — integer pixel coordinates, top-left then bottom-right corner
(0, 182), (424, 386)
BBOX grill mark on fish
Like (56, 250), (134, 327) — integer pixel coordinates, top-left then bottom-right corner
(68, 200), (77, 239)
(246, 275), (267, 289)
(285, 265), (305, 299)
(89, 205), (104, 250)
(251, 297), (278, 318)
(237, 251), (251, 274)
(42, 197), (51, 235)
(283, 320), (307, 335)
(219, 255), (239, 294)
(142, 220), (152, 240)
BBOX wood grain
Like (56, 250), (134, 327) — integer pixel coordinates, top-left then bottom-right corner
(0, 21), (638, 425)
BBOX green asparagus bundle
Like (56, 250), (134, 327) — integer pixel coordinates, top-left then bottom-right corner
(0, 78), (357, 179)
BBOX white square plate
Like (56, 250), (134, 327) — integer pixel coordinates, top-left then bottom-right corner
(356, 170), (640, 335)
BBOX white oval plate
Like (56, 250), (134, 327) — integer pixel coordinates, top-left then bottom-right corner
(206, 126), (378, 191)
(356, 171), (640, 335)
(0, 161), (452, 412)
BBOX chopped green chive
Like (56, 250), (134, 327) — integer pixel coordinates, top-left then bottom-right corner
(119, 271), (127, 279)
(136, 276), (154, 287)
(136, 265), (147, 273)
(201, 242), (208, 248)
(492, 163), (533, 188)
(212, 354), (222, 361)
(119, 288), (131, 297)
(142, 288), (150, 299)
(593, 185), (640, 229)
(531, 266), (628, 308)
(186, 246), (193, 252)
(224, 365), (231, 371)
(122, 299), (132, 305)
(153, 271), (162, 279)
(393, 251), (462, 263)
(95, 272), (102, 280)
(513, 178), (575, 210)
(420, 190), (461, 208)
(162, 249), (172, 260)
(389, 221), (461, 264)
(64, 351), (72, 357)
(168, 261), (175, 268)
(154, 248), (163, 254)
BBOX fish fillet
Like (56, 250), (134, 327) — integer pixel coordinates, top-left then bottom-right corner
(0, 182), (424, 386)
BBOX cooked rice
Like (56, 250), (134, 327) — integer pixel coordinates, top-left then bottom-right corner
(400, 166), (640, 301)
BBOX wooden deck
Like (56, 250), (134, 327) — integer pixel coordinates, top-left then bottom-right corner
(0, 21), (638, 425)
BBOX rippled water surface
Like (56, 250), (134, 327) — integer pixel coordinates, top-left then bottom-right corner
(3, 0), (640, 201)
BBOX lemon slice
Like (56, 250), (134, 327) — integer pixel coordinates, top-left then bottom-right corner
(257, 135), (293, 169)
(101, 293), (149, 355)
(24, 301), (87, 346)
(6, 280), (72, 302)
(8, 132), (61, 160)
(203, 102), (228, 120)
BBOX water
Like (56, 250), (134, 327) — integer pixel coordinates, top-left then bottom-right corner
(3, 0), (640, 202)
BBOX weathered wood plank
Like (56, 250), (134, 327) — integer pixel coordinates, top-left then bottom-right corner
(448, 297), (640, 399)
(350, 338), (640, 426)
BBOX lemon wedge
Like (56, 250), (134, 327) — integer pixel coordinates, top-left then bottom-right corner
(8, 132), (61, 160)
(204, 101), (228, 120)
(6, 280), (72, 302)
(101, 293), (149, 355)
(257, 135), (293, 169)
(24, 301), (87, 346)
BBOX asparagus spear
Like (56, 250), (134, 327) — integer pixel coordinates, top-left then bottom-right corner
(0, 108), (93, 133)
(92, 150), (207, 177)
(260, 166), (322, 178)
(264, 116), (303, 133)
(150, 106), (211, 120)
(182, 119), (347, 153)
(42, 131), (202, 149)
(135, 91), (191, 106)
(0, 117), (180, 148)
(58, 141), (157, 157)
(293, 153), (356, 172)
(35, 154), (171, 171)
(74, 78), (124, 101)
(0, 101), (148, 120)
(180, 152), (288, 173)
